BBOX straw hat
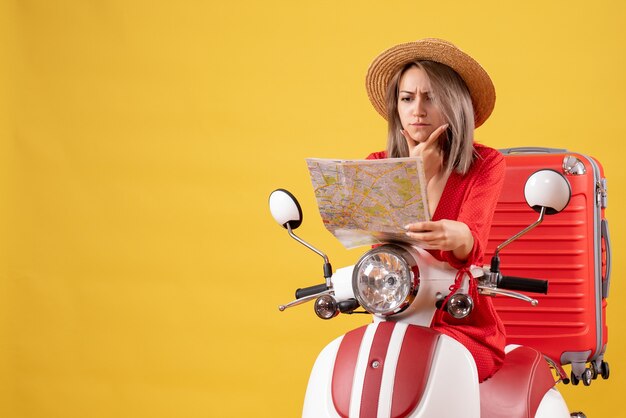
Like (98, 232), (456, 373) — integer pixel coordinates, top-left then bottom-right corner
(365, 38), (495, 128)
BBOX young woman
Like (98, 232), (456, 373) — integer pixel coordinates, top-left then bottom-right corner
(365, 38), (506, 382)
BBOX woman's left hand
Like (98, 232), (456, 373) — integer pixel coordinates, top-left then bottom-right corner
(405, 220), (474, 260)
(401, 124), (447, 184)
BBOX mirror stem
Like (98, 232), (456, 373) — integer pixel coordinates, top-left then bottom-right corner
(495, 206), (546, 256)
(489, 206), (547, 286)
(287, 223), (333, 284)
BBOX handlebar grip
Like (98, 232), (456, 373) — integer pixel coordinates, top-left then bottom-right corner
(498, 276), (548, 294)
(295, 284), (328, 299)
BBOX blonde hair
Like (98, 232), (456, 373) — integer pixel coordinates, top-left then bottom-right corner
(385, 61), (476, 175)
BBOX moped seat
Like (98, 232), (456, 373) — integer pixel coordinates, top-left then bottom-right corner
(479, 346), (555, 418)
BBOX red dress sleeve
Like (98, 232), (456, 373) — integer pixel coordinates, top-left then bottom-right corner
(436, 146), (506, 269)
(366, 150), (387, 160)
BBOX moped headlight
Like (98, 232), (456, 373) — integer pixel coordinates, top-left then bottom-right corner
(352, 244), (419, 316)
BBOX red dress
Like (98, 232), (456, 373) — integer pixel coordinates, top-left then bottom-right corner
(367, 143), (506, 382)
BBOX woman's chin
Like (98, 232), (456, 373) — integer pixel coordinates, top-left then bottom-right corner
(411, 135), (429, 144)
(405, 130), (434, 143)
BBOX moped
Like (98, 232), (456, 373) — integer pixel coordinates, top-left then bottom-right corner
(270, 169), (587, 418)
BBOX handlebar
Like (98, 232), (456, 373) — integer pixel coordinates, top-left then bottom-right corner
(295, 283), (328, 299)
(498, 276), (548, 294)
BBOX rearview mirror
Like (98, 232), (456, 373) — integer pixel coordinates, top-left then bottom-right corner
(524, 169), (571, 215)
(269, 189), (303, 230)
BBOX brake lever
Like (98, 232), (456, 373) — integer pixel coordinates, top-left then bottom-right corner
(477, 285), (539, 306)
(278, 289), (333, 312)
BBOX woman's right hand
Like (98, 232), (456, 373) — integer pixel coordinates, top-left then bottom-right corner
(401, 124), (448, 183)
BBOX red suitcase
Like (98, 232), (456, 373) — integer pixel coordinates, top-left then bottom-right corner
(485, 147), (610, 385)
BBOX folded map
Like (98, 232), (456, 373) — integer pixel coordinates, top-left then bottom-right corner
(306, 157), (430, 248)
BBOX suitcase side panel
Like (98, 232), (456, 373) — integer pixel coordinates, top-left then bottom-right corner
(567, 154), (609, 363)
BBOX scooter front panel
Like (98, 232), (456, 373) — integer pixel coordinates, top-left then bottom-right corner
(330, 322), (444, 418)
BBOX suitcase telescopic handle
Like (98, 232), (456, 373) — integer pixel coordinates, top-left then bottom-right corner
(602, 219), (612, 298)
(499, 147), (568, 155)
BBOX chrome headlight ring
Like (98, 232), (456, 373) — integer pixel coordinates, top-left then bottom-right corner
(352, 244), (419, 316)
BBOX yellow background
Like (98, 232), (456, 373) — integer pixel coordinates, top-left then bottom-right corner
(1, 0), (625, 417)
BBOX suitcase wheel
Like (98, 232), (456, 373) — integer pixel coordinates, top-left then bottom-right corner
(600, 361), (610, 380)
(590, 360), (610, 380)
(570, 369), (593, 386)
(582, 368), (593, 386)
(590, 362), (599, 380)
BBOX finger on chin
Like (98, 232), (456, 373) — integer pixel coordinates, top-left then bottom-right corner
(426, 123), (449, 145)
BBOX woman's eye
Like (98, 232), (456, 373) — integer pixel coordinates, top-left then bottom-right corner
(400, 96), (412, 102)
